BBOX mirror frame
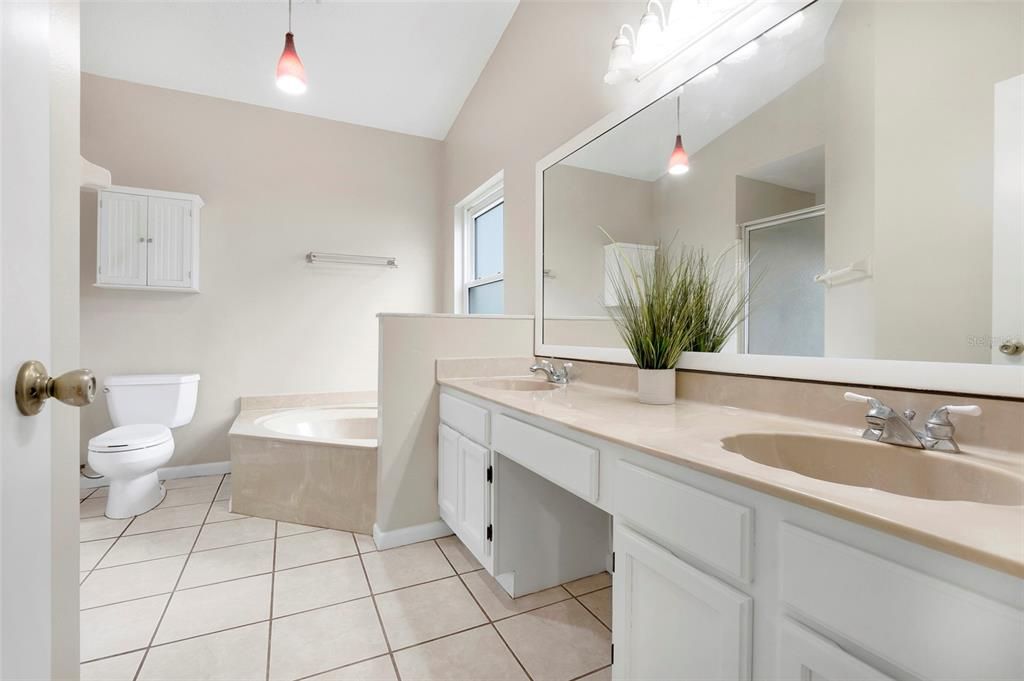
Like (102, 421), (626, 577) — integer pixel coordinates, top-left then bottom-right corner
(534, 0), (1024, 398)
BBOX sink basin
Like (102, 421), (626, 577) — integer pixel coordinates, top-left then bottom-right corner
(474, 378), (561, 392)
(721, 433), (1024, 506)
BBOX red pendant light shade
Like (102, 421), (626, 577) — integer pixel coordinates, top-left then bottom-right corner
(276, 32), (307, 95)
(668, 134), (689, 175)
(276, 0), (306, 95)
(667, 96), (689, 175)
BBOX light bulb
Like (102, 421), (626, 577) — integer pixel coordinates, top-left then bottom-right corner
(276, 32), (307, 95)
(633, 1), (667, 66)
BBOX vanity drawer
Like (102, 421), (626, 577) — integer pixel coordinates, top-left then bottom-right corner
(440, 392), (489, 445)
(492, 415), (599, 503)
(616, 461), (753, 583)
(780, 523), (1024, 681)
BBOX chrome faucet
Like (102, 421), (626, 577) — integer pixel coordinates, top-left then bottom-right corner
(844, 392), (981, 453)
(530, 359), (572, 385)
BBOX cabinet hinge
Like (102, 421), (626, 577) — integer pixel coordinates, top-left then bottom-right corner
(486, 524), (493, 542)
(611, 552), (615, 573)
(611, 644), (614, 664)
(486, 465), (493, 483)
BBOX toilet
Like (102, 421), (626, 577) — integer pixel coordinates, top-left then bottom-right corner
(88, 373), (200, 519)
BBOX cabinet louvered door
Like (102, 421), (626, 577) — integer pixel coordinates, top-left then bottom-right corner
(97, 192), (148, 286)
(146, 197), (194, 288)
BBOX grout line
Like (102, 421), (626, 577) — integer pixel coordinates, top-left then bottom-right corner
(355, 531), (399, 680)
(131, 474), (227, 681)
(436, 540), (535, 681)
(567, 665), (612, 681)
(290, 653), (396, 681)
(264, 521), (279, 681)
(572, 589), (612, 633)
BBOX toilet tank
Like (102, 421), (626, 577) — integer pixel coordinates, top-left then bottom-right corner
(104, 374), (200, 428)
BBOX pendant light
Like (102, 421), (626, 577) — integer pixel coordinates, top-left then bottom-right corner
(668, 97), (689, 176)
(276, 0), (307, 95)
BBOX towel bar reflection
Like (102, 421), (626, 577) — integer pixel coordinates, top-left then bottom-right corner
(306, 252), (398, 268)
(813, 257), (871, 288)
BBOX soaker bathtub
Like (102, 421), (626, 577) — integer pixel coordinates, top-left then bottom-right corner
(229, 398), (378, 533)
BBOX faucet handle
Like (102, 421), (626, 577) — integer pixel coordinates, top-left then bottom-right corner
(844, 392), (883, 408)
(933, 405), (982, 418)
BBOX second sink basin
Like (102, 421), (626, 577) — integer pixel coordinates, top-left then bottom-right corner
(474, 378), (561, 392)
(721, 432), (1024, 506)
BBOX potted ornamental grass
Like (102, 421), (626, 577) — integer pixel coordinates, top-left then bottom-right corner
(603, 232), (752, 405)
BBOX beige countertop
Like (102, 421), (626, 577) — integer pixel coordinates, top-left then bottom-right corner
(439, 376), (1024, 579)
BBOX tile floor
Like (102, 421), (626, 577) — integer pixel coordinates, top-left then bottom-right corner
(79, 474), (613, 681)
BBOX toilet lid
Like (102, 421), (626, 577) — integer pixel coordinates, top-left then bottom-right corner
(89, 424), (172, 453)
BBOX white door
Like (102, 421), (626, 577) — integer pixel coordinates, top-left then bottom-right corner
(438, 425), (459, 526)
(147, 197), (193, 288)
(98, 191), (148, 287)
(992, 74), (1023, 365)
(612, 525), (752, 681)
(778, 619), (895, 680)
(456, 436), (490, 563)
(2, 2), (85, 677)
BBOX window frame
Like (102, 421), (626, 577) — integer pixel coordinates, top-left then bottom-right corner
(455, 172), (504, 314)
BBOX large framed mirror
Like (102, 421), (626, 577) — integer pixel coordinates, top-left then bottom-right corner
(536, 0), (1024, 397)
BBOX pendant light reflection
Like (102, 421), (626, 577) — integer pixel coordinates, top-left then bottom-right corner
(276, 0), (307, 95)
(668, 97), (689, 176)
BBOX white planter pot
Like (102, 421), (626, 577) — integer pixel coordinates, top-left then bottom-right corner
(637, 369), (676, 405)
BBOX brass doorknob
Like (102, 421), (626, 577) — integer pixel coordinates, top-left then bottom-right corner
(15, 361), (96, 416)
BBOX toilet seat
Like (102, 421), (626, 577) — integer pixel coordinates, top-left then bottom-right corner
(89, 424), (172, 453)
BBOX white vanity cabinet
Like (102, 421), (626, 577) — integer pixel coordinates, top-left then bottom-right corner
(613, 524), (752, 681)
(96, 186), (203, 292)
(436, 386), (1024, 681)
(438, 394), (492, 570)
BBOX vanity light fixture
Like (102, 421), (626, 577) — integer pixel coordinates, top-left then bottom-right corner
(604, 24), (637, 85)
(633, 0), (668, 66)
(275, 0), (307, 95)
(668, 97), (689, 176)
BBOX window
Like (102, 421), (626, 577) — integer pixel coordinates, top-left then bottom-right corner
(456, 172), (504, 314)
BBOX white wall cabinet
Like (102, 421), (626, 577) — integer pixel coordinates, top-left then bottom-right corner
(613, 524), (752, 681)
(96, 186), (202, 292)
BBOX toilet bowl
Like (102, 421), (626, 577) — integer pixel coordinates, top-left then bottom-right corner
(89, 373), (200, 518)
(88, 425), (175, 518)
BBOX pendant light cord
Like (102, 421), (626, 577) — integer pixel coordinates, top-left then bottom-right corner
(288, 0), (292, 33)
(676, 96), (680, 134)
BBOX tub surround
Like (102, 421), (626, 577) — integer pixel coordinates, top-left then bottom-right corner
(436, 359), (1024, 578)
(229, 392), (378, 534)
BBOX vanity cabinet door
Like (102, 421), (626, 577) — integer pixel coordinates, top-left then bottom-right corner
(778, 619), (894, 681)
(613, 525), (752, 681)
(437, 425), (459, 527)
(456, 436), (490, 564)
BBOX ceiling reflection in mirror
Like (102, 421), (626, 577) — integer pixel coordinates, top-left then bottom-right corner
(542, 0), (1023, 367)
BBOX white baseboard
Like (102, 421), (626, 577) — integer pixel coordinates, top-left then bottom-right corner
(372, 519), (452, 551)
(80, 461), (231, 489)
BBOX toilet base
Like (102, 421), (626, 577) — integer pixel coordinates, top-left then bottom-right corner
(106, 472), (166, 519)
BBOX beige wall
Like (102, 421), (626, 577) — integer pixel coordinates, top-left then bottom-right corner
(442, 0), (640, 315)
(80, 75), (444, 466)
(543, 164), (656, 319)
(376, 314), (533, 533)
